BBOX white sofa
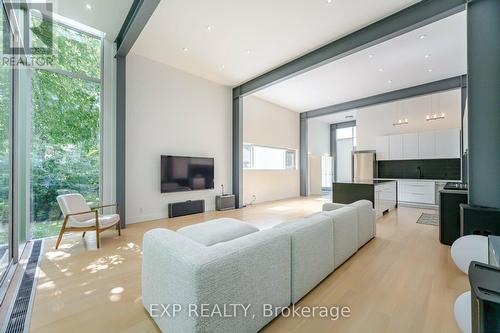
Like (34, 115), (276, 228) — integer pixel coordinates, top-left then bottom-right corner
(142, 201), (375, 333)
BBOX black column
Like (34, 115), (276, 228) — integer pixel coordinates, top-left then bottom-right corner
(232, 94), (243, 208)
(299, 114), (308, 196)
(467, 0), (500, 208)
(116, 56), (126, 227)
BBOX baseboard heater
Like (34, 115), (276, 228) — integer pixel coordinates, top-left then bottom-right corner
(168, 200), (205, 218)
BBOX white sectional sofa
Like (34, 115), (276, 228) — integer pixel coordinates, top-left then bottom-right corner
(142, 200), (375, 333)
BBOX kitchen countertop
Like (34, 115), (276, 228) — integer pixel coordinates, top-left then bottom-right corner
(333, 179), (396, 185)
(375, 178), (461, 183)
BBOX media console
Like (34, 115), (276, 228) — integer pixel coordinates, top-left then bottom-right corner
(168, 200), (205, 218)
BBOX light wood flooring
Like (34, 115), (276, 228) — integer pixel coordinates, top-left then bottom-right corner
(29, 197), (468, 333)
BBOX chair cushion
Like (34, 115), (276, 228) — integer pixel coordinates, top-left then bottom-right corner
(177, 218), (259, 246)
(68, 213), (120, 228)
(57, 193), (94, 222)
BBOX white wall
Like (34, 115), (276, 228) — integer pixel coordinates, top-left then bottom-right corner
(308, 118), (330, 155)
(126, 53), (232, 224)
(356, 89), (461, 150)
(243, 96), (299, 204)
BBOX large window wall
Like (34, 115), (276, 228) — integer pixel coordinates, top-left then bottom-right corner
(0, 2), (13, 297)
(29, 15), (102, 239)
(0, 1), (104, 296)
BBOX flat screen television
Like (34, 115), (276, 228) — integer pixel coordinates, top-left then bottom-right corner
(161, 155), (214, 193)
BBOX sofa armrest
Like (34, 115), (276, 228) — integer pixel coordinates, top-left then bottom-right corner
(322, 202), (347, 211)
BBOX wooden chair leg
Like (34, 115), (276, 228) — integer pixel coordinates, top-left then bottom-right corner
(82, 232), (86, 238)
(96, 230), (100, 249)
(117, 221), (121, 236)
(55, 226), (65, 250)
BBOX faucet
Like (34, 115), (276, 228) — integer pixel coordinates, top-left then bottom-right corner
(416, 166), (423, 179)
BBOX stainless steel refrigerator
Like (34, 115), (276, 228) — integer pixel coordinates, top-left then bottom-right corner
(352, 151), (377, 181)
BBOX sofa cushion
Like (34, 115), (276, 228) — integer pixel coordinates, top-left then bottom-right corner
(177, 218), (259, 246)
(349, 200), (375, 248)
(274, 214), (334, 303)
(320, 206), (358, 269)
(322, 202), (347, 212)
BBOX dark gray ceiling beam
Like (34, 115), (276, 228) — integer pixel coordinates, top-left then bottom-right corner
(233, 0), (466, 98)
(115, 0), (161, 57)
(304, 75), (466, 119)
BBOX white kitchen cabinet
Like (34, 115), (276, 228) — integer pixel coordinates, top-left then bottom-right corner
(398, 180), (435, 205)
(436, 128), (460, 158)
(418, 131), (436, 159)
(375, 181), (397, 218)
(375, 136), (390, 160)
(403, 133), (419, 159)
(389, 135), (403, 160)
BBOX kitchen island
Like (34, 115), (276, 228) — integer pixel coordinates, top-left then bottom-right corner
(332, 180), (397, 218)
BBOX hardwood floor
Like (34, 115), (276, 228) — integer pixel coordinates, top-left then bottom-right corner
(29, 197), (468, 333)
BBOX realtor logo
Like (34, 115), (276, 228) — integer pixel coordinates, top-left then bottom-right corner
(2, 1), (55, 67)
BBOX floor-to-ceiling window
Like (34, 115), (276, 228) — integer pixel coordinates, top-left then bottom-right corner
(0, 3), (13, 292)
(29, 15), (102, 239)
(336, 126), (356, 182)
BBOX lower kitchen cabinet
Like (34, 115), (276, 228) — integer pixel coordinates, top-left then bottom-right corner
(375, 181), (397, 217)
(398, 180), (435, 205)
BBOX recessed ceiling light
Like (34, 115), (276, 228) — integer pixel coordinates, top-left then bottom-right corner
(427, 69), (433, 73)
(221, 65), (225, 70)
(378, 68), (384, 72)
(387, 80), (393, 84)
(368, 54), (374, 58)
(419, 34), (426, 39)
(246, 49), (251, 54)
(327, 0), (333, 3)
(206, 25), (212, 32)
(183, 47), (189, 52)
(425, 53), (431, 59)
(85, 3), (92, 10)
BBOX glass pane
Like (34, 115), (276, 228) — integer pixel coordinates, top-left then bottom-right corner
(30, 70), (100, 239)
(0, 7), (12, 283)
(336, 127), (354, 139)
(285, 150), (296, 169)
(31, 14), (101, 79)
(321, 155), (333, 188)
(243, 144), (252, 169)
(336, 138), (354, 182)
(253, 146), (285, 170)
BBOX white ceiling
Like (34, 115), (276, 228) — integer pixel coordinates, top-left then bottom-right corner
(314, 110), (358, 124)
(50, 0), (134, 40)
(131, 0), (420, 86)
(254, 11), (467, 112)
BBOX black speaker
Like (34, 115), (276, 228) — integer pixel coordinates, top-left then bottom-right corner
(168, 200), (205, 218)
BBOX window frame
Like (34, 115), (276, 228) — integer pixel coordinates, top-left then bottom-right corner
(243, 143), (297, 171)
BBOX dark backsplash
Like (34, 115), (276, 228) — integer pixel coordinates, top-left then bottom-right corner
(377, 159), (461, 180)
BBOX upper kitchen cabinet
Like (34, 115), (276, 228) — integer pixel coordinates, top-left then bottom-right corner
(435, 128), (460, 158)
(402, 133), (419, 159)
(418, 131), (436, 159)
(375, 136), (390, 160)
(389, 135), (403, 160)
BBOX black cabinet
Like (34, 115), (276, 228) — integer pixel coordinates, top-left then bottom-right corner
(439, 190), (468, 245)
